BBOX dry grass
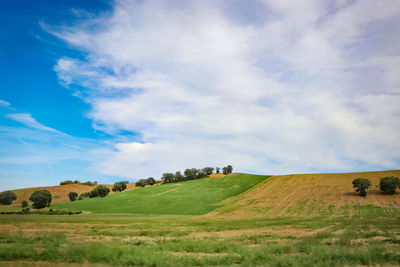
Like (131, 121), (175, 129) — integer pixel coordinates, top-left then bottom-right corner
(11, 183), (136, 204)
(210, 170), (400, 217)
(208, 173), (227, 179)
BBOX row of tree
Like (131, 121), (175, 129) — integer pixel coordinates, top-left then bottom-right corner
(136, 177), (156, 187)
(352, 176), (400, 196)
(161, 165), (233, 184)
(60, 180), (98, 186)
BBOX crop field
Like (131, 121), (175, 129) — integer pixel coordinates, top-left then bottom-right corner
(0, 171), (400, 266)
(52, 174), (268, 215)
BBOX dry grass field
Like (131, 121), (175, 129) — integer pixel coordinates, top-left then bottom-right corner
(12, 183), (136, 204)
(211, 170), (400, 217)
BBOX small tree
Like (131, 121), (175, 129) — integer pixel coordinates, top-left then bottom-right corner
(216, 167), (220, 174)
(162, 173), (176, 183)
(227, 165), (233, 173)
(90, 185), (110, 198)
(68, 192), (78, 201)
(0, 191), (17, 205)
(352, 178), (372, 197)
(112, 182), (127, 192)
(135, 179), (147, 187)
(21, 200), (28, 208)
(202, 167), (214, 175)
(78, 192), (90, 200)
(146, 177), (156, 185)
(29, 190), (52, 209)
(222, 167), (228, 174)
(380, 177), (400, 194)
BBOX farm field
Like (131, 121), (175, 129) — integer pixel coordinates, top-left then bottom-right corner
(0, 171), (400, 266)
(52, 174), (268, 215)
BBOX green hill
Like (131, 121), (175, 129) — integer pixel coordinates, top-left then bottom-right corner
(53, 173), (268, 215)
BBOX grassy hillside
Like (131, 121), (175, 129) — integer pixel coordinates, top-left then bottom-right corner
(10, 183), (136, 204)
(53, 174), (268, 215)
(210, 170), (400, 217)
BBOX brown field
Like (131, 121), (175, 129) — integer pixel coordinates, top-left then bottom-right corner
(12, 183), (136, 204)
(208, 173), (227, 178)
(210, 170), (400, 217)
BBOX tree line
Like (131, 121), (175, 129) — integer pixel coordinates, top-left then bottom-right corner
(161, 165), (233, 184)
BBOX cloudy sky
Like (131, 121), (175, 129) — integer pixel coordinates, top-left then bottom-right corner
(1, 0), (399, 190)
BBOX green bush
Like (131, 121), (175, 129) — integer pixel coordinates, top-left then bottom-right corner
(78, 192), (90, 200)
(380, 176), (400, 194)
(112, 182), (127, 192)
(146, 177), (156, 185)
(21, 200), (28, 208)
(135, 179), (147, 187)
(352, 178), (372, 196)
(90, 185), (110, 198)
(68, 192), (78, 201)
(0, 191), (17, 205)
(29, 190), (52, 209)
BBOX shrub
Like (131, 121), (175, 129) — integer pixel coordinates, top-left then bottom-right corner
(21, 207), (30, 214)
(29, 190), (52, 209)
(352, 178), (372, 197)
(380, 176), (400, 194)
(68, 192), (78, 201)
(82, 181), (98, 186)
(146, 177), (156, 185)
(21, 200), (28, 208)
(90, 185), (110, 198)
(0, 191), (17, 205)
(112, 182), (127, 192)
(135, 179), (147, 187)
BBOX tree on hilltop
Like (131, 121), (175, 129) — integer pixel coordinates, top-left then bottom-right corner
(380, 177), (400, 194)
(0, 191), (17, 205)
(29, 190), (52, 209)
(352, 178), (371, 197)
(112, 181), (127, 192)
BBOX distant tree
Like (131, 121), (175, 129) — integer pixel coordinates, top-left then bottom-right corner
(197, 169), (207, 179)
(68, 192), (78, 201)
(184, 168), (199, 180)
(0, 191), (17, 205)
(21, 200), (28, 208)
(82, 181), (98, 186)
(380, 177), (400, 194)
(162, 173), (176, 183)
(60, 180), (74, 185)
(222, 167), (228, 174)
(29, 190), (52, 209)
(74, 180), (80, 184)
(146, 177), (156, 185)
(202, 167), (214, 175)
(135, 179), (147, 187)
(175, 171), (184, 182)
(227, 165), (233, 174)
(90, 185), (110, 198)
(112, 182), (127, 192)
(216, 167), (220, 174)
(352, 178), (372, 197)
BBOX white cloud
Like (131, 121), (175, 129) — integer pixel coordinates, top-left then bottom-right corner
(6, 113), (63, 134)
(49, 0), (400, 177)
(0, 99), (11, 109)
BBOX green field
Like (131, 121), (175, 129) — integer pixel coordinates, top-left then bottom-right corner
(1, 171), (400, 266)
(53, 174), (268, 215)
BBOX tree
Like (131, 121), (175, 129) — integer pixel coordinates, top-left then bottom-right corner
(68, 192), (78, 201)
(227, 165), (233, 173)
(90, 185), (110, 198)
(146, 177), (156, 185)
(0, 191), (17, 205)
(222, 167), (228, 174)
(380, 177), (400, 194)
(352, 178), (372, 197)
(184, 168), (198, 180)
(202, 167), (214, 175)
(29, 190), (52, 209)
(162, 173), (176, 183)
(21, 200), (28, 208)
(112, 182), (127, 192)
(78, 192), (90, 200)
(175, 171), (184, 182)
(135, 179), (147, 187)
(216, 167), (220, 174)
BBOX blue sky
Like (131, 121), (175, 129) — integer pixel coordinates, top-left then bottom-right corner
(1, 0), (400, 190)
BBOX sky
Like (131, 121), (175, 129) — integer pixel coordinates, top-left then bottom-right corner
(0, 0), (400, 190)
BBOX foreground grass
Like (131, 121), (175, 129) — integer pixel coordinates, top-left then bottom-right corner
(0, 205), (399, 266)
(53, 174), (268, 215)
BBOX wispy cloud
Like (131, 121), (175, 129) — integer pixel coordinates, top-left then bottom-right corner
(0, 99), (11, 109)
(6, 113), (64, 134)
(46, 0), (400, 177)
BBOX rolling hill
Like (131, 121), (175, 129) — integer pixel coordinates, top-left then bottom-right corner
(210, 170), (400, 217)
(52, 174), (268, 215)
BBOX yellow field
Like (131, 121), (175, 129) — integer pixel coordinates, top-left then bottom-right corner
(210, 170), (400, 217)
(12, 183), (136, 204)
